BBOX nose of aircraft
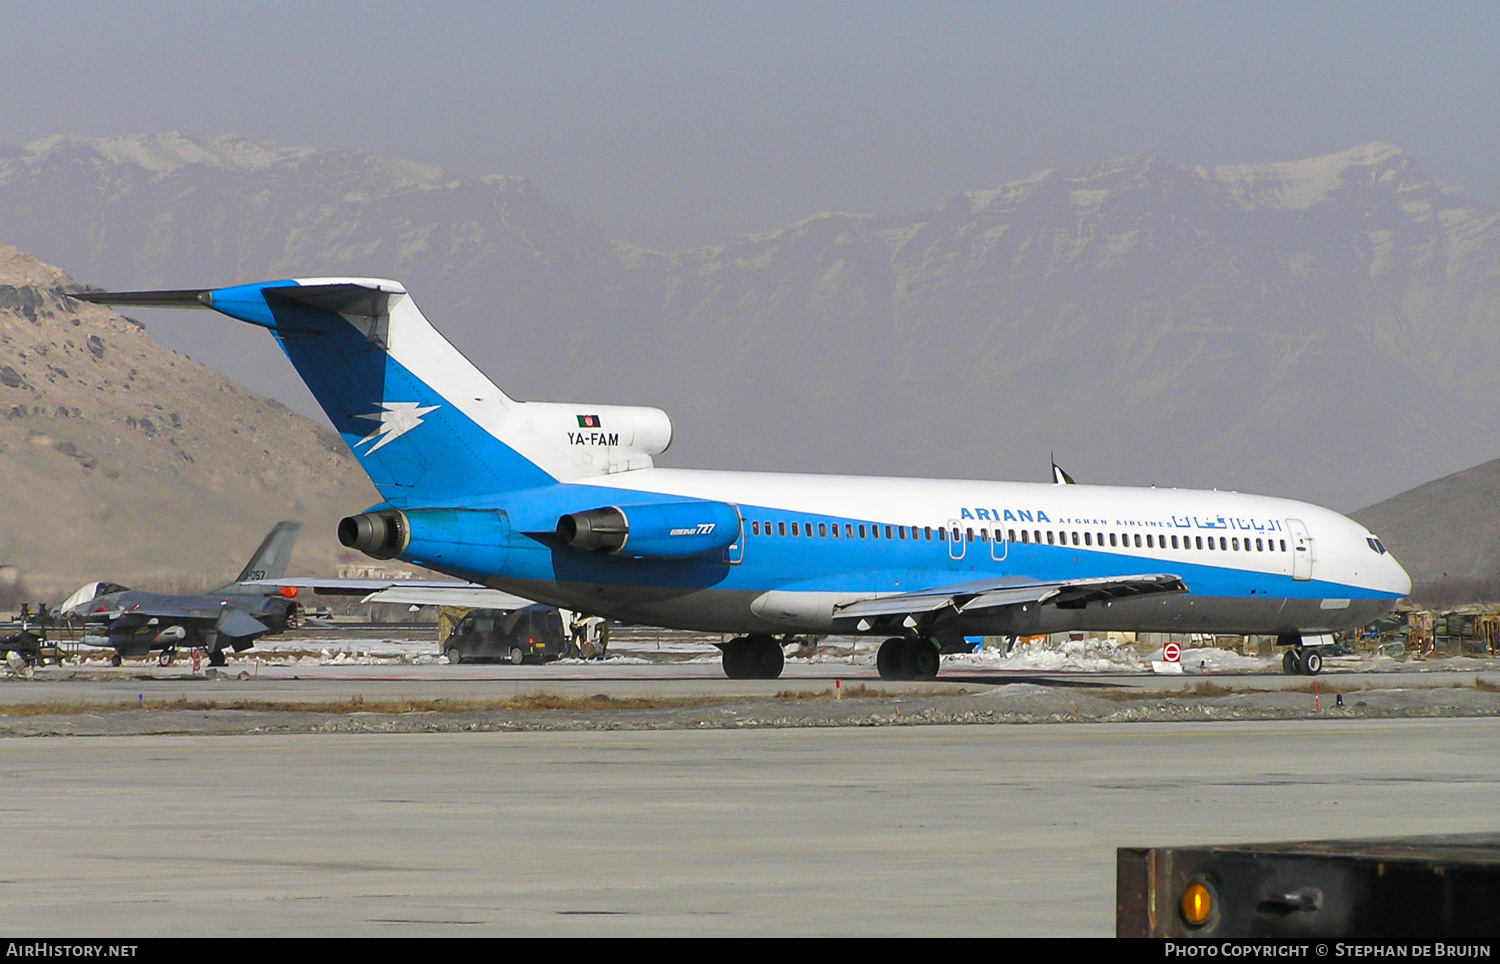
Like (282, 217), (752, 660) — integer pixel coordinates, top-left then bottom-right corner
(1385, 550), (1413, 598)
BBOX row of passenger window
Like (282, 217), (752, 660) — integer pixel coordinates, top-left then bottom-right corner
(748, 519), (1287, 553)
(994, 529), (1287, 553)
(750, 520), (933, 540)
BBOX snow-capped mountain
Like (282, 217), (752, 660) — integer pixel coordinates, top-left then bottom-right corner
(1, 134), (1495, 510)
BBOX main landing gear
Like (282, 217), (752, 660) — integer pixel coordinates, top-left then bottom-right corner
(1279, 634), (1324, 676)
(876, 637), (941, 681)
(719, 635), (785, 680)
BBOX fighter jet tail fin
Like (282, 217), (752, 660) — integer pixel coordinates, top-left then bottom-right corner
(227, 521), (302, 588)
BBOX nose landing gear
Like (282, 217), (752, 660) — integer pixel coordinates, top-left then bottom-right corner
(1279, 635), (1324, 676)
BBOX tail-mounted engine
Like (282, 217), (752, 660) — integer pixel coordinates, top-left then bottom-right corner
(339, 510), (409, 560)
(338, 508), (510, 575)
(557, 502), (741, 559)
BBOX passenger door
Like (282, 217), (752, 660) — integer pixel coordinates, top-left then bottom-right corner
(724, 506), (745, 565)
(1286, 519), (1314, 581)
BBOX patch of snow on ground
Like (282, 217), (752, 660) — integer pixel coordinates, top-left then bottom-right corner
(948, 636), (1147, 673)
(1173, 647), (1276, 674)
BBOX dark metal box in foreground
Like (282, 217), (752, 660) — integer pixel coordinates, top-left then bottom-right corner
(1118, 834), (1500, 938)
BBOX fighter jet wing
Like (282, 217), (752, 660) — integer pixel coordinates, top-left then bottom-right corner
(105, 608), (217, 631)
(244, 578), (535, 609)
(831, 573), (1187, 627)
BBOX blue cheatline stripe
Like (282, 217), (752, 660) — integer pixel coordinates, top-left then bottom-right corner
(415, 482), (1400, 602)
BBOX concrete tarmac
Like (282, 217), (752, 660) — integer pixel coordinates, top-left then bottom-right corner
(1, 717), (1496, 936)
(4, 657), (1497, 709)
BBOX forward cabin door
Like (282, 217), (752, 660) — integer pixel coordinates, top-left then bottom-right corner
(724, 506), (745, 565)
(1286, 519), (1314, 581)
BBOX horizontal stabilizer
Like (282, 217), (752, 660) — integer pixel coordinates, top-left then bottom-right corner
(263, 282), (402, 317)
(216, 609), (269, 639)
(71, 289), (211, 308)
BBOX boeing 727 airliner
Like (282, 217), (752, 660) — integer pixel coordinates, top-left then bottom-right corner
(76, 279), (1411, 679)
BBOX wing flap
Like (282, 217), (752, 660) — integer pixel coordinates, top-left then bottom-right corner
(962, 573), (1187, 612)
(832, 573), (1187, 624)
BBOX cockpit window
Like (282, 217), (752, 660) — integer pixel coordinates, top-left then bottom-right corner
(1366, 537), (1388, 555)
(59, 581), (132, 613)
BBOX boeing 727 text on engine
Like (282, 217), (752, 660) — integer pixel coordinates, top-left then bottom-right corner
(76, 279), (1411, 680)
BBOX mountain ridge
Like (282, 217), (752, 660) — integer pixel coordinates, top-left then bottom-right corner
(0, 134), (1496, 512)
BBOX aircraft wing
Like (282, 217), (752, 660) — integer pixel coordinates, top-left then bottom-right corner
(831, 573), (1188, 626)
(106, 608), (217, 630)
(103, 607), (272, 637)
(245, 578), (535, 609)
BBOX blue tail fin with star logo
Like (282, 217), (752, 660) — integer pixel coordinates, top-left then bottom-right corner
(74, 279), (672, 506)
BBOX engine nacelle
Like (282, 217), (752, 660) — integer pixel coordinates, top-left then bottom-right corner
(557, 502), (741, 559)
(339, 510), (408, 560)
(339, 508), (510, 576)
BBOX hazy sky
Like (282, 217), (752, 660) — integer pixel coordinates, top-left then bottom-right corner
(2, 1), (1497, 249)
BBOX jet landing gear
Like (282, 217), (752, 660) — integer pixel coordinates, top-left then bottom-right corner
(1279, 634), (1324, 676)
(719, 635), (785, 680)
(876, 637), (941, 681)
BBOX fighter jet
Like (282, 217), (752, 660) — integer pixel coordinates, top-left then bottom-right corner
(53, 522), (303, 666)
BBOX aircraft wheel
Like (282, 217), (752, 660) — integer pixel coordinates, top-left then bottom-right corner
(1301, 649), (1323, 676)
(208, 649), (227, 667)
(1282, 650), (1300, 675)
(507, 646), (525, 666)
(158, 648), (176, 667)
(876, 638), (907, 680)
(748, 635), (784, 680)
(719, 638), (749, 679)
(901, 639), (941, 680)
(110, 653), (122, 667)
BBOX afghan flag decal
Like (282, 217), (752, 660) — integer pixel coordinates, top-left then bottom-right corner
(577, 414), (602, 428)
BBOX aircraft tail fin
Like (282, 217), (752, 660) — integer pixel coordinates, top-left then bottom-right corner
(75, 280), (671, 504)
(229, 521), (302, 587)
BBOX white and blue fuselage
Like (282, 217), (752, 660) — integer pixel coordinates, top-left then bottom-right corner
(77, 278), (1411, 666)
